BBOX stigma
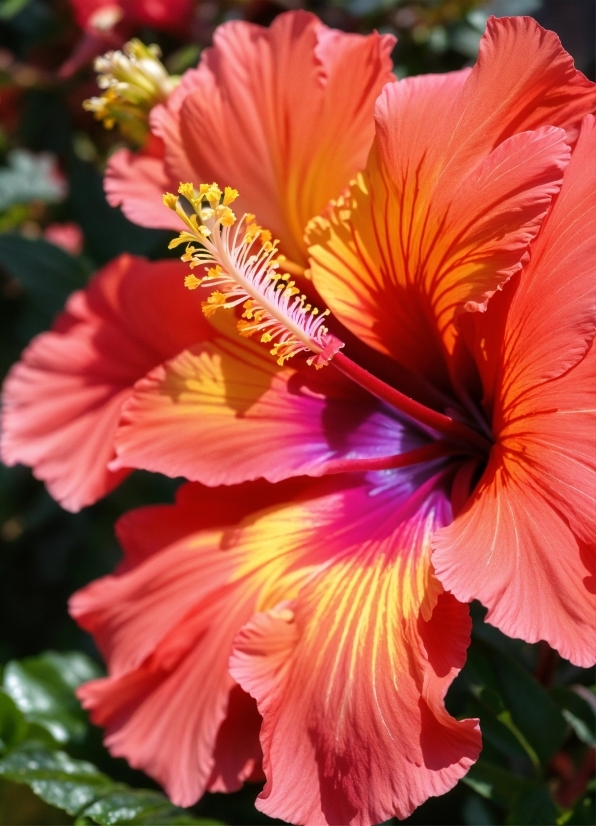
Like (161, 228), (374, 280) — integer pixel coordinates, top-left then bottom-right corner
(164, 183), (344, 368)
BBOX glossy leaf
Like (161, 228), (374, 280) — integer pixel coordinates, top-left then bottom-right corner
(0, 747), (218, 825)
(81, 789), (218, 824)
(551, 687), (596, 747)
(3, 652), (102, 744)
(0, 690), (28, 753)
(0, 747), (114, 816)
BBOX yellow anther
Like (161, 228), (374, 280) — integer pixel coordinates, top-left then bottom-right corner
(216, 205), (236, 227)
(181, 245), (198, 262)
(242, 299), (255, 319)
(184, 274), (202, 290)
(237, 319), (255, 337)
(202, 291), (228, 317)
(164, 179), (341, 370)
(243, 223), (261, 244)
(223, 187), (239, 206)
(178, 182), (195, 200)
(204, 183), (222, 206)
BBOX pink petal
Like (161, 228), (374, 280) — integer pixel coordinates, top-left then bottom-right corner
(105, 144), (182, 232)
(111, 329), (422, 485)
(70, 476), (317, 805)
(1, 256), (208, 510)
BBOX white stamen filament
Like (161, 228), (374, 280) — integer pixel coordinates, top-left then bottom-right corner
(166, 184), (344, 368)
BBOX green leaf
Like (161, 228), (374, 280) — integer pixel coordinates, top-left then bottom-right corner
(462, 793), (497, 826)
(0, 747), (114, 816)
(460, 643), (566, 765)
(0, 747), (218, 825)
(505, 787), (559, 825)
(0, 690), (28, 753)
(464, 762), (562, 825)
(81, 789), (218, 824)
(461, 649), (540, 765)
(551, 687), (596, 746)
(0, 0), (31, 20)
(491, 649), (567, 762)
(0, 234), (91, 341)
(3, 652), (102, 744)
(462, 760), (529, 808)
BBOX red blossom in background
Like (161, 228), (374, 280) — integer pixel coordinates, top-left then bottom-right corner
(71, 0), (195, 34)
(60, 0), (196, 78)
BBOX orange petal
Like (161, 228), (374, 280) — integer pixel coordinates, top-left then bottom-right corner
(433, 116), (596, 667)
(309, 16), (595, 384)
(437, 15), (596, 181)
(231, 482), (480, 825)
(309, 116), (570, 387)
(147, 11), (394, 265)
(0, 256), (207, 511)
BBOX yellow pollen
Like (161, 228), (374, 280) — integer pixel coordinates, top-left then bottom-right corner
(178, 182), (195, 200)
(216, 206), (236, 226)
(163, 192), (177, 210)
(201, 291), (228, 316)
(199, 183), (221, 206)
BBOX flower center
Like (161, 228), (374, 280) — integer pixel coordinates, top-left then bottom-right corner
(165, 182), (492, 464)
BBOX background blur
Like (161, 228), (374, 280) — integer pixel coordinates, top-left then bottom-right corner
(0, 0), (594, 823)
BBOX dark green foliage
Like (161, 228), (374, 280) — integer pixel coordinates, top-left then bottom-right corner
(0, 652), (219, 824)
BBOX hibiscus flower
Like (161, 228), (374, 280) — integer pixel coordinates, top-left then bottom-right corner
(2, 11), (595, 826)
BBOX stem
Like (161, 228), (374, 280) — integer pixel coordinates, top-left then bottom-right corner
(331, 352), (492, 454)
(323, 440), (455, 475)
